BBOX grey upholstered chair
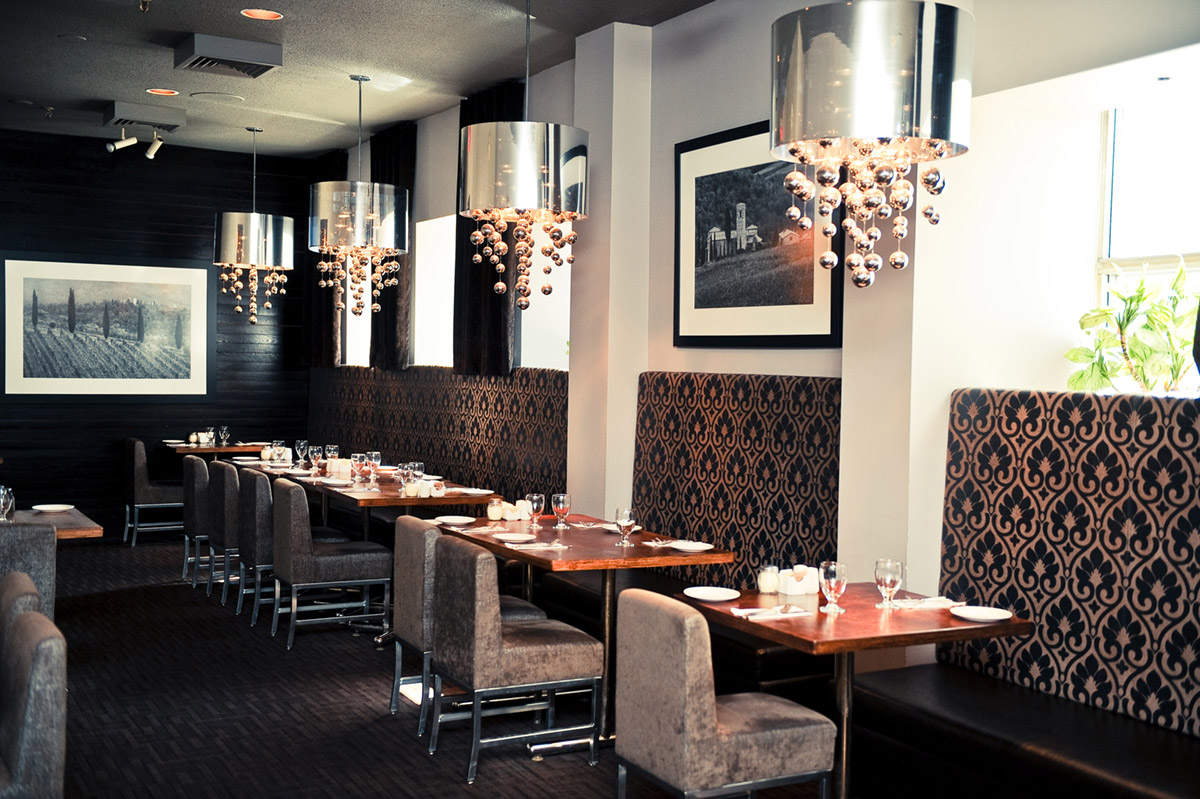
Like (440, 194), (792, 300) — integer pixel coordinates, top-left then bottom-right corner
(0, 525), (55, 621)
(205, 461), (240, 604)
(0, 610), (67, 798)
(615, 589), (836, 798)
(182, 455), (211, 587)
(123, 437), (184, 547)
(237, 469), (350, 625)
(270, 478), (391, 650)
(0, 571), (41, 655)
(428, 535), (602, 783)
(389, 517), (546, 734)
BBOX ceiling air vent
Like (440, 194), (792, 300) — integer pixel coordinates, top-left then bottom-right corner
(103, 101), (186, 132)
(174, 33), (282, 79)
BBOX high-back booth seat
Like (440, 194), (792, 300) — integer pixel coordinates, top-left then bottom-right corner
(427, 536), (601, 784)
(389, 517), (545, 734)
(0, 582), (66, 798)
(0, 572), (41, 657)
(538, 371), (839, 703)
(270, 479), (391, 650)
(123, 437), (184, 547)
(853, 389), (1200, 799)
(182, 455), (211, 586)
(615, 589), (834, 799)
(0, 526), (55, 622)
(205, 461), (240, 604)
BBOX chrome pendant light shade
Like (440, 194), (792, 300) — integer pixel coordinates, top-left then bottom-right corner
(771, 0), (973, 288)
(214, 127), (294, 324)
(307, 76), (409, 316)
(458, 0), (588, 311)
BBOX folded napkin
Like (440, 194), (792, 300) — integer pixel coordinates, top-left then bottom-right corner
(507, 542), (570, 551)
(730, 606), (812, 621)
(890, 596), (965, 610)
(642, 539), (674, 548)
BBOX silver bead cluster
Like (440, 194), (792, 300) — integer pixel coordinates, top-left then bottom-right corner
(468, 208), (579, 310)
(315, 246), (401, 315)
(218, 265), (288, 325)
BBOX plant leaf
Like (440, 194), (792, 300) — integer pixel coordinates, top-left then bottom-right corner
(1064, 346), (1097, 364)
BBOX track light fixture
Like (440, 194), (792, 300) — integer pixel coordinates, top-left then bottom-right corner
(145, 132), (164, 160)
(106, 128), (137, 153)
(139, 0), (151, 11)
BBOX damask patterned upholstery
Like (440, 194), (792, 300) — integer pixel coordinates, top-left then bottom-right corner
(308, 366), (567, 504)
(938, 388), (1200, 738)
(631, 371), (841, 589)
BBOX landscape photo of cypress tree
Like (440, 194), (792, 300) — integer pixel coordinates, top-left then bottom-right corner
(19, 274), (192, 381)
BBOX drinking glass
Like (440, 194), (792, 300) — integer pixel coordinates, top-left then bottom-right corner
(351, 453), (366, 483)
(614, 507), (636, 547)
(218, 425), (230, 446)
(325, 444), (339, 462)
(272, 440), (285, 464)
(295, 440), (308, 468)
(0, 486), (13, 522)
(551, 493), (571, 529)
(367, 451), (381, 484)
(819, 560), (848, 615)
(526, 493), (545, 530)
(308, 445), (322, 475)
(205, 427), (215, 445)
(875, 558), (904, 609)
(410, 461), (425, 481)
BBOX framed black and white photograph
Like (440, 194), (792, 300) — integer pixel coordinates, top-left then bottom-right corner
(674, 120), (843, 348)
(2, 254), (213, 400)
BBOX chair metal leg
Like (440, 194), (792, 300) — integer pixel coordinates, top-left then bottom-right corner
(390, 640), (403, 715)
(130, 507), (140, 547)
(418, 651), (432, 736)
(206, 546), (217, 597)
(221, 549), (233, 606)
(181, 535), (192, 580)
(271, 577), (282, 637)
(547, 687), (557, 729)
(123, 505), (131, 543)
(466, 692), (483, 784)
(252, 569), (265, 627)
(287, 586), (299, 650)
(819, 775), (831, 799)
(588, 681), (599, 766)
(235, 562), (246, 615)
(617, 763), (627, 799)
(428, 675), (444, 755)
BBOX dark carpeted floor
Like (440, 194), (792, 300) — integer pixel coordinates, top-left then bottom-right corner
(55, 538), (820, 798)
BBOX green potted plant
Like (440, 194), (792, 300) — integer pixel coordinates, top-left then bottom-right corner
(1065, 263), (1198, 394)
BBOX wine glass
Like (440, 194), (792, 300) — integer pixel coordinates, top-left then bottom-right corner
(367, 451), (381, 484)
(875, 558), (904, 609)
(272, 440), (285, 464)
(218, 425), (230, 446)
(351, 453), (366, 483)
(614, 507), (636, 547)
(819, 560), (848, 615)
(205, 427), (215, 446)
(308, 445), (322, 475)
(410, 461), (425, 481)
(295, 440), (308, 468)
(551, 493), (571, 529)
(526, 493), (545, 530)
(325, 444), (339, 464)
(0, 486), (13, 522)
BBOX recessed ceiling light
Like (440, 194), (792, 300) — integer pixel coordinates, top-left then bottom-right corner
(241, 8), (283, 20)
(146, 88), (179, 96)
(56, 34), (87, 43)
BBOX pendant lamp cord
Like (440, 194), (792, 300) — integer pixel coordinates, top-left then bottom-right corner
(523, 0), (530, 122)
(357, 78), (364, 182)
(251, 128), (258, 214)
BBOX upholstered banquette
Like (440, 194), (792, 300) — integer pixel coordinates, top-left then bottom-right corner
(539, 371), (840, 701)
(853, 389), (1200, 799)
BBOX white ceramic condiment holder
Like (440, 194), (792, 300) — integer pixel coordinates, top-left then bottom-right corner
(781, 565), (819, 595)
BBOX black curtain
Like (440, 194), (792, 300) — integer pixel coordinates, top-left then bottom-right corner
(307, 149), (348, 368)
(453, 80), (524, 376)
(369, 121), (417, 371)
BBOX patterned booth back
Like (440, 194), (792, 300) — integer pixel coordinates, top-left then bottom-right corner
(938, 388), (1200, 738)
(307, 366), (567, 506)
(631, 371), (840, 590)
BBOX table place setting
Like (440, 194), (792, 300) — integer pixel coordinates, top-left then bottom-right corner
(730, 604), (813, 621)
(506, 540), (570, 551)
(890, 596), (966, 610)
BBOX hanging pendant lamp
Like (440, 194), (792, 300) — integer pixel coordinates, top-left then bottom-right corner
(770, 0), (973, 288)
(214, 126), (294, 325)
(458, 0), (588, 310)
(308, 75), (409, 316)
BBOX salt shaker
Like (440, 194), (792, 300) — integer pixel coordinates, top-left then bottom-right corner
(757, 565), (780, 594)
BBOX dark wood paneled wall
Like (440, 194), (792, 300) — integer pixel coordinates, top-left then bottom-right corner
(0, 129), (325, 536)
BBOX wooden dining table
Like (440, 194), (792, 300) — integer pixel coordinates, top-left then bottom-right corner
(11, 507), (103, 539)
(680, 582), (1034, 799)
(439, 514), (735, 741)
(168, 442), (267, 461)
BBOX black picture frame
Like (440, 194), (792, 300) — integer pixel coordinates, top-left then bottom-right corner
(673, 120), (843, 349)
(1, 251), (216, 403)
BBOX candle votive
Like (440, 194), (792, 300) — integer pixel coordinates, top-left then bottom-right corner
(757, 565), (780, 594)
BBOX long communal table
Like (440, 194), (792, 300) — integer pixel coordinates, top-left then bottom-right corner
(680, 583), (1034, 799)
(11, 507), (103, 539)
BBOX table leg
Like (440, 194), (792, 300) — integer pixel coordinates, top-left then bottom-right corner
(598, 569), (616, 737)
(523, 564), (533, 603)
(361, 508), (371, 540)
(833, 651), (854, 799)
(321, 495), (329, 527)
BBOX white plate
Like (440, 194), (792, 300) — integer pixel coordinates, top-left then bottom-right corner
(423, 474), (442, 481)
(493, 532), (536, 542)
(950, 605), (1013, 623)
(453, 488), (493, 496)
(32, 504), (74, 513)
(600, 523), (643, 533)
(285, 469), (311, 476)
(231, 456), (259, 462)
(321, 478), (353, 487)
(162, 439), (185, 444)
(670, 541), (714, 552)
(435, 515), (476, 525)
(683, 586), (741, 602)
